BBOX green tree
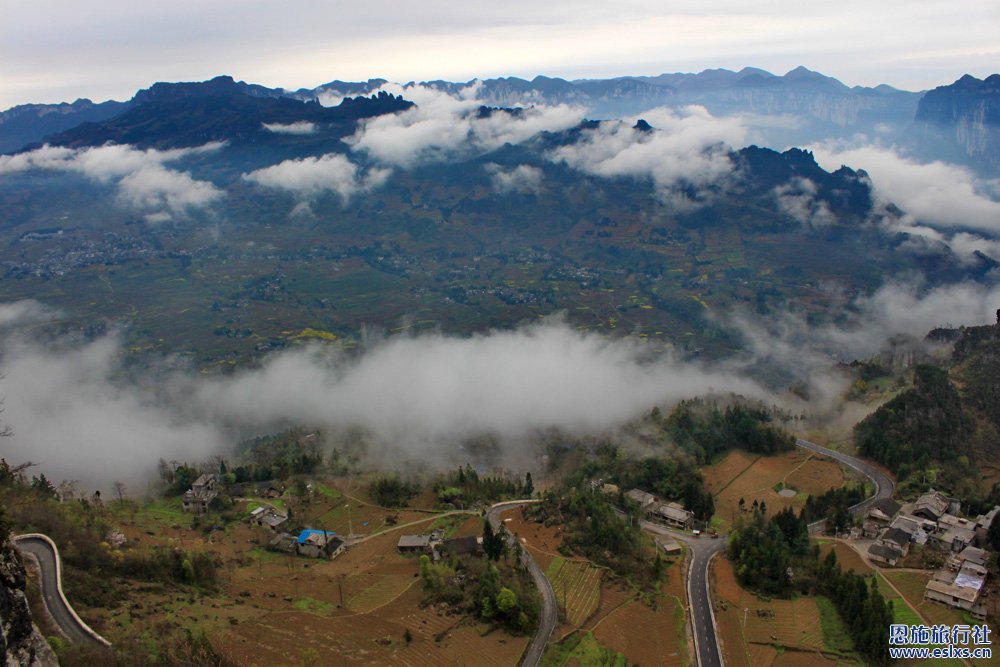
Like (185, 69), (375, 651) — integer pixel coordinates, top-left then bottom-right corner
(483, 519), (503, 561)
(496, 587), (518, 615)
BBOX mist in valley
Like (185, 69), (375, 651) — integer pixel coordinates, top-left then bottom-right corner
(2, 275), (999, 493)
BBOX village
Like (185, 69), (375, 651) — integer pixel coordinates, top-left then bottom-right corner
(178, 460), (1000, 625)
(860, 489), (1000, 619)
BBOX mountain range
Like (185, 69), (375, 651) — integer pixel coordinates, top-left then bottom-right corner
(0, 66), (921, 155)
(1, 70), (997, 369)
(914, 73), (1000, 173)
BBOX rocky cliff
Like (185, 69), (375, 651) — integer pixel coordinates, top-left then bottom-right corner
(915, 74), (1000, 174)
(0, 541), (56, 667)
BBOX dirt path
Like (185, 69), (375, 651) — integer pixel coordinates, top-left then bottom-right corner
(778, 452), (815, 487)
(350, 509), (477, 544)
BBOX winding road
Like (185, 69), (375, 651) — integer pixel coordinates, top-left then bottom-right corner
(7, 440), (893, 666)
(795, 438), (896, 517)
(13, 534), (110, 648)
(487, 500), (556, 667)
(637, 438), (895, 667)
(641, 521), (727, 667)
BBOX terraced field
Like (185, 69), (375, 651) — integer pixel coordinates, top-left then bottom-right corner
(546, 557), (603, 626)
(345, 573), (416, 613)
(712, 557), (864, 666)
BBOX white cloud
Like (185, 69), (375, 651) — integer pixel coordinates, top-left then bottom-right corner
(0, 334), (223, 489)
(242, 153), (390, 202)
(549, 105), (745, 205)
(811, 145), (1000, 235)
(0, 311), (767, 486)
(774, 177), (836, 228)
(347, 82), (583, 166)
(5, 275), (1000, 488)
(191, 319), (766, 446)
(262, 121), (317, 135)
(0, 300), (60, 329)
(730, 280), (1000, 373)
(0, 143), (224, 217)
(485, 163), (543, 194)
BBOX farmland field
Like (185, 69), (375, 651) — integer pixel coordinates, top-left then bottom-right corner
(540, 632), (627, 667)
(583, 558), (688, 667)
(546, 557), (603, 626)
(817, 542), (872, 575)
(711, 556), (863, 667)
(83, 496), (537, 667)
(592, 594), (686, 667)
(703, 449), (847, 527)
(500, 506), (565, 571)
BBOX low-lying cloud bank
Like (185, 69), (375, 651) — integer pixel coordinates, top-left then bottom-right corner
(0, 143), (224, 219)
(242, 153), (390, 203)
(244, 85), (753, 210)
(346, 82), (583, 167)
(4, 276), (1000, 490)
(262, 121), (317, 135)
(0, 309), (764, 488)
(811, 143), (1000, 261)
(549, 106), (745, 207)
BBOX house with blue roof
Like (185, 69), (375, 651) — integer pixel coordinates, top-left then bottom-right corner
(297, 529), (345, 559)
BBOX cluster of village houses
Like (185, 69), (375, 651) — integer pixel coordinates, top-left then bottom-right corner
(177, 473), (998, 617)
(621, 487), (695, 530)
(396, 531), (484, 559)
(861, 489), (998, 619)
(179, 472), (487, 562)
(178, 473), (342, 560)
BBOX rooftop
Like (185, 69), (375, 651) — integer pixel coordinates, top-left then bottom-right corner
(397, 534), (431, 548)
(297, 529), (337, 545)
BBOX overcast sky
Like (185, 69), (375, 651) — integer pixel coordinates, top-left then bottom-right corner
(2, 1), (998, 109)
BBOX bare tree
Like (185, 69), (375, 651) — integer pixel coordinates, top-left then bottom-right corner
(57, 479), (79, 502)
(112, 480), (127, 508)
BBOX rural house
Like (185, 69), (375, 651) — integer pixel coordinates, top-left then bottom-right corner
(397, 534), (433, 554)
(925, 566), (988, 619)
(182, 473), (219, 513)
(902, 489), (958, 522)
(268, 532), (298, 555)
(249, 506), (288, 531)
(651, 502), (694, 530)
(441, 535), (483, 557)
(297, 529), (344, 559)
(865, 498), (901, 525)
(625, 489), (657, 511)
(867, 543), (904, 567)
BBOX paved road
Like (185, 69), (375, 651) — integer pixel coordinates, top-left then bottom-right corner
(634, 439), (894, 667)
(795, 438), (896, 524)
(14, 534), (110, 647)
(487, 501), (556, 667)
(641, 522), (727, 667)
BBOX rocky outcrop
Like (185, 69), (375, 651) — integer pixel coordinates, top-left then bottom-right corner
(915, 74), (1000, 174)
(0, 541), (56, 667)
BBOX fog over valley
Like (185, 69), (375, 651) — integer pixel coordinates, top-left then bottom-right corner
(4, 275), (1000, 490)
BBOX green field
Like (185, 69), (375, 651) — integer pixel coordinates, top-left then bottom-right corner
(540, 631), (627, 667)
(815, 596), (857, 655)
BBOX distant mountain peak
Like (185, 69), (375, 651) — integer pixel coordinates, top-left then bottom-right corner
(784, 65), (818, 78)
